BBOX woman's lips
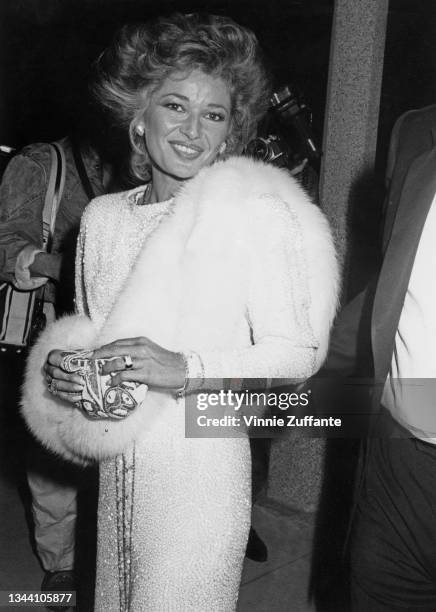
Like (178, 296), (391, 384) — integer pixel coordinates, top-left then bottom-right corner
(170, 141), (203, 159)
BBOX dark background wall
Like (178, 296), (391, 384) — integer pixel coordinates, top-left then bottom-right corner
(349, 0), (436, 294)
(1, 0), (436, 235)
(0, 0), (333, 148)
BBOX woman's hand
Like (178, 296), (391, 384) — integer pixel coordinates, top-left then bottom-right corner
(91, 337), (186, 390)
(44, 350), (85, 404)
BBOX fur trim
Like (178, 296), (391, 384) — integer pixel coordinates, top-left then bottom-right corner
(21, 313), (176, 464)
(21, 157), (339, 463)
(21, 314), (97, 466)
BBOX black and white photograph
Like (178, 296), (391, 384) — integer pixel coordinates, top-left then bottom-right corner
(1, 1), (436, 610)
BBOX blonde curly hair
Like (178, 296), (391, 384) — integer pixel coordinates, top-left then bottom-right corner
(92, 13), (271, 182)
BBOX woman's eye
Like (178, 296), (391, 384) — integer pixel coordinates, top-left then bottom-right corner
(205, 112), (225, 122)
(165, 102), (184, 112)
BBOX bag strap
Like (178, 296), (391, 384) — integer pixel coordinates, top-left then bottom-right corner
(42, 142), (66, 253)
(72, 139), (96, 201)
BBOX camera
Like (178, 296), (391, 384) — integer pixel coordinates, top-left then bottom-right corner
(244, 84), (320, 200)
(245, 84), (320, 168)
(245, 134), (290, 168)
(270, 85), (319, 163)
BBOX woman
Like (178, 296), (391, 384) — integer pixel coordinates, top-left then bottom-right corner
(21, 13), (339, 611)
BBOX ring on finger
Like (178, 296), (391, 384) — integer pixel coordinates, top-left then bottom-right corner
(46, 374), (53, 385)
(48, 379), (58, 395)
(123, 354), (133, 370)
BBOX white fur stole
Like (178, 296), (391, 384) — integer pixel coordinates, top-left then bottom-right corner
(20, 157), (339, 464)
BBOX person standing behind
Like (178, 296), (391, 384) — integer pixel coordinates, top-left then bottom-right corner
(0, 135), (111, 601)
(327, 104), (436, 610)
(351, 104), (436, 610)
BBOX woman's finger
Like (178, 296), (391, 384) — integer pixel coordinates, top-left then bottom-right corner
(99, 355), (141, 375)
(104, 337), (145, 346)
(45, 371), (83, 402)
(91, 338), (145, 360)
(48, 378), (83, 394)
(108, 370), (148, 387)
(107, 373), (122, 386)
(49, 379), (84, 394)
(47, 349), (67, 367)
(44, 365), (84, 388)
(55, 391), (83, 404)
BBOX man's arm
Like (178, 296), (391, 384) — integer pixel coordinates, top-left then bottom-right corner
(0, 148), (62, 288)
(322, 279), (376, 378)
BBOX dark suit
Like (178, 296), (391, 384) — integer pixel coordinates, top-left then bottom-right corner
(329, 105), (436, 610)
(374, 105), (436, 390)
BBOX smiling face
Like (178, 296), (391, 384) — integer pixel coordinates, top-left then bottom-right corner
(138, 69), (232, 200)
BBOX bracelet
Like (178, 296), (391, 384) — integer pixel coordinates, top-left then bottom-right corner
(174, 353), (189, 398)
(174, 350), (205, 398)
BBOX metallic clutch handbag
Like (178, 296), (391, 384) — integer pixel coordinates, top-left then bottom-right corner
(59, 350), (148, 420)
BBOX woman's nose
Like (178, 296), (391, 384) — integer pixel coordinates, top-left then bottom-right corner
(180, 113), (201, 139)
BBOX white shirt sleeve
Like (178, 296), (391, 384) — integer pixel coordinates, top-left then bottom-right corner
(185, 197), (320, 392)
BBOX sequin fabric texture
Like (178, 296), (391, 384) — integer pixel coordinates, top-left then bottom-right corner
(76, 188), (252, 611)
(75, 184), (318, 611)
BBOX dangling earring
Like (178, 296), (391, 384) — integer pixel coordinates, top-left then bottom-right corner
(136, 125), (145, 137)
(219, 141), (227, 155)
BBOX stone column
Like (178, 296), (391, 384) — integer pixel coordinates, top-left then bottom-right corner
(320, 0), (389, 267)
(267, 0), (389, 513)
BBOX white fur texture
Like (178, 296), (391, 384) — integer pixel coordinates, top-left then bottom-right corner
(21, 314), (97, 466)
(21, 157), (339, 463)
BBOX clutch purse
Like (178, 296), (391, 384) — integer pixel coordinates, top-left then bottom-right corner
(59, 350), (148, 420)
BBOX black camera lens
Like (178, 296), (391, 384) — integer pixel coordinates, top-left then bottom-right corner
(245, 136), (287, 165)
(246, 138), (270, 161)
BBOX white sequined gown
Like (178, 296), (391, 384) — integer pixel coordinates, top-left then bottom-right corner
(75, 185), (316, 612)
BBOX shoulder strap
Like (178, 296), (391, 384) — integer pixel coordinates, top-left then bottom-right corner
(42, 142), (66, 253)
(72, 140), (96, 201)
